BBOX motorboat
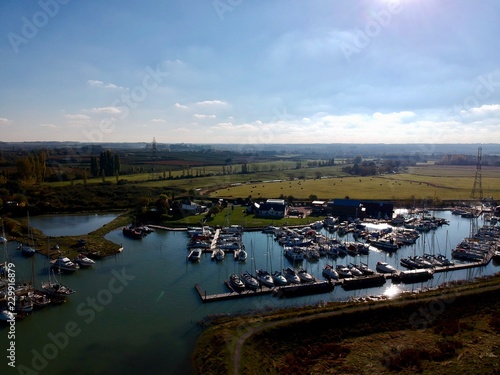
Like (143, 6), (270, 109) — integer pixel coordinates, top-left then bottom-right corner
(297, 268), (314, 283)
(229, 273), (245, 292)
(187, 248), (202, 262)
(284, 247), (305, 261)
(256, 269), (275, 288)
(74, 254), (96, 267)
(304, 248), (320, 260)
(0, 309), (15, 322)
(214, 249), (225, 261)
(282, 268), (301, 284)
(336, 264), (352, 278)
(322, 264), (339, 280)
(0, 236), (6, 243)
(272, 270), (288, 286)
(51, 257), (80, 272)
(376, 261), (397, 274)
(241, 271), (259, 290)
(234, 248), (247, 262)
(370, 239), (399, 252)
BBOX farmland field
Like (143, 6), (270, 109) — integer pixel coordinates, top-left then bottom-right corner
(213, 165), (500, 201)
(43, 163), (500, 202)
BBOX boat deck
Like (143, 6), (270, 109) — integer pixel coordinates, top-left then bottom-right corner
(209, 229), (221, 260)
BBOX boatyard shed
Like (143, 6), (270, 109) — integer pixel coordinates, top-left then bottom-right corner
(326, 199), (363, 220)
(326, 199), (393, 220)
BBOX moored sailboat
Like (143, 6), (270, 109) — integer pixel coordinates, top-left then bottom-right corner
(283, 267), (301, 284)
(229, 273), (245, 292)
(240, 271), (259, 290)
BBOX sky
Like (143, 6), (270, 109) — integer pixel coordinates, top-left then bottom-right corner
(0, 0), (499, 144)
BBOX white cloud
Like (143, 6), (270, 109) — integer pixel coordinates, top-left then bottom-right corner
(89, 106), (124, 115)
(467, 104), (500, 115)
(87, 80), (125, 90)
(372, 111), (416, 122)
(174, 103), (189, 110)
(196, 100), (227, 106)
(0, 117), (12, 125)
(151, 118), (166, 123)
(193, 114), (216, 119)
(39, 124), (57, 128)
(65, 114), (91, 121)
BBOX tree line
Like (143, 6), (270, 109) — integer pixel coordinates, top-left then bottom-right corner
(90, 150), (121, 177)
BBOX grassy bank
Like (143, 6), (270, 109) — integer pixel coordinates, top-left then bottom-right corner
(2, 211), (134, 259)
(193, 274), (500, 374)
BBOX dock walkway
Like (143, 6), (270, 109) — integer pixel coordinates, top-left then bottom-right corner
(194, 246), (497, 303)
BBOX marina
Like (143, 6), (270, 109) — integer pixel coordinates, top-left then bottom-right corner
(189, 209), (498, 303)
(0, 210), (499, 374)
(195, 251), (494, 302)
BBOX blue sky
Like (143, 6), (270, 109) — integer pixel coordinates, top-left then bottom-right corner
(1, 0), (499, 144)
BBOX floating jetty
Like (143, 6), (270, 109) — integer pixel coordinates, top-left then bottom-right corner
(195, 283), (274, 302)
(276, 281), (334, 297)
(396, 269), (434, 284)
(194, 245), (497, 303)
(195, 280), (335, 303)
(341, 274), (386, 290)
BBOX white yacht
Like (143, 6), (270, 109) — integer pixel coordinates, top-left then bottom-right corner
(272, 270), (288, 286)
(0, 309), (15, 321)
(255, 269), (274, 288)
(187, 248), (202, 262)
(297, 268), (314, 283)
(241, 271), (259, 290)
(51, 257), (80, 272)
(74, 254), (96, 268)
(322, 264), (339, 280)
(283, 268), (301, 284)
(376, 261), (397, 274)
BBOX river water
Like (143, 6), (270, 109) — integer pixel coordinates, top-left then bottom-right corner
(1, 211), (499, 374)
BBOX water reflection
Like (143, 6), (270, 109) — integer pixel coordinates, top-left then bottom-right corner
(383, 284), (402, 299)
(30, 213), (119, 236)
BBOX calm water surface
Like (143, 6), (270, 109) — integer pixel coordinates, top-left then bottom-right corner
(29, 214), (119, 237)
(1, 211), (498, 374)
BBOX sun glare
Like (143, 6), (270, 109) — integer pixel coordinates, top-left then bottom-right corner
(383, 284), (402, 299)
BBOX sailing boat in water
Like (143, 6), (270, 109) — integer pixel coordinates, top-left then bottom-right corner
(0, 219), (8, 275)
(29, 254), (51, 309)
(269, 235), (288, 286)
(41, 239), (75, 302)
(18, 211), (36, 256)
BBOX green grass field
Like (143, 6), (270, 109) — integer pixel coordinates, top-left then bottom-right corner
(45, 164), (500, 202)
(216, 174), (500, 201)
